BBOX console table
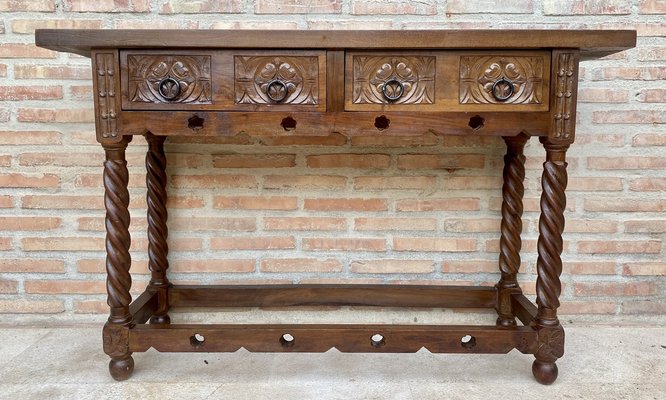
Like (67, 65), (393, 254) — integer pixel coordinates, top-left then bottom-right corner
(35, 29), (635, 384)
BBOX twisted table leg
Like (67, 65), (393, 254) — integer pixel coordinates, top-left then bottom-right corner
(101, 138), (135, 381)
(496, 133), (529, 327)
(532, 137), (568, 385)
(145, 133), (171, 325)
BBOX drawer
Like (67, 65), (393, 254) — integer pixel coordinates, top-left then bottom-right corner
(345, 51), (549, 112)
(120, 50), (326, 111)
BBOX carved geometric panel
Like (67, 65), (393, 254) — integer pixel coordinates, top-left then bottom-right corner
(351, 55), (435, 105)
(127, 55), (212, 104)
(234, 56), (319, 105)
(460, 56), (544, 105)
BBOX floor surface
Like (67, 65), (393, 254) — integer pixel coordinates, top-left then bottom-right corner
(0, 325), (664, 400)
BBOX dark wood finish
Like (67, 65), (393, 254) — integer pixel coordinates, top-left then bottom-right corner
(495, 133), (529, 327)
(34, 28), (635, 384)
(169, 284), (497, 309)
(35, 29), (636, 59)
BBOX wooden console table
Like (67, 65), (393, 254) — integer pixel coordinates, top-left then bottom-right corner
(35, 29), (635, 384)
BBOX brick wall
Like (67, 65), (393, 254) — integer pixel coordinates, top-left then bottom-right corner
(0, 1), (664, 323)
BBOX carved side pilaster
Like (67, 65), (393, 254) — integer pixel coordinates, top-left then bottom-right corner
(549, 50), (580, 143)
(93, 51), (121, 142)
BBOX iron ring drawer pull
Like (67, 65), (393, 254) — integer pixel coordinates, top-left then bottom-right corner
(491, 77), (515, 102)
(158, 76), (181, 100)
(266, 79), (289, 103)
(381, 79), (405, 102)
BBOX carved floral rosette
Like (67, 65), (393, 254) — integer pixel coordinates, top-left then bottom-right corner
(352, 56), (435, 104)
(234, 56), (319, 105)
(128, 55), (212, 104)
(460, 56), (544, 105)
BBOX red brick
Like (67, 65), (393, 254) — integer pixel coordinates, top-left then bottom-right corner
(0, 108), (9, 122)
(0, 259), (64, 273)
(629, 178), (666, 191)
(594, 110), (665, 124)
(212, 21), (297, 30)
(213, 196), (297, 210)
(564, 261), (616, 275)
(0, 279), (17, 294)
(0, 44), (57, 58)
(622, 300), (666, 314)
(76, 259), (150, 274)
(261, 258), (343, 273)
(574, 282), (656, 297)
(0, 131), (61, 145)
(261, 132), (347, 146)
(21, 195), (102, 209)
(171, 259), (255, 273)
(264, 217), (346, 231)
(115, 20), (200, 29)
(564, 219), (618, 233)
(211, 236), (295, 250)
(577, 88), (629, 103)
(448, 0), (533, 13)
(18, 108), (94, 123)
(353, 176), (436, 190)
(351, 259), (434, 274)
(585, 198), (666, 212)
(636, 89), (666, 103)
(21, 237), (104, 251)
(622, 262), (666, 276)
(171, 174), (257, 189)
(170, 217), (255, 232)
(25, 280), (105, 294)
(307, 154), (390, 169)
(19, 152), (102, 166)
(578, 240), (661, 254)
(638, 47), (666, 61)
(264, 175), (347, 189)
(73, 300), (107, 314)
(0, 64), (6, 77)
(0, 156), (10, 167)
(397, 154), (484, 170)
(639, 0), (666, 13)
(64, 0), (150, 12)
(442, 260), (503, 273)
(396, 198), (480, 212)
(486, 239), (538, 253)
(0, 173), (59, 188)
(14, 65), (91, 79)
(0, 195), (12, 208)
(69, 85), (93, 100)
(591, 67), (665, 81)
(0, 237), (12, 250)
(351, 133), (440, 147)
(575, 133), (625, 147)
(213, 153), (296, 168)
(393, 237), (476, 252)
(632, 133), (666, 146)
(543, 0), (630, 15)
(588, 156), (666, 169)
(0, 86), (62, 101)
(0, 216), (60, 230)
(304, 198), (388, 211)
(0, 300), (64, 314)
(303, 237), (385, 252)
(73, 173), (145, 188)
(162, 0), (243, 13)
(130, 237), (202, 253)
(559, 301), (617, 314)
(168, 135), (252, 145)
(354, 217), (437, 231)
(443, 176), (502, 190)
(11, 19), (102, 34)
(625, 220), (666, 233)
(0, 0), (55, 11)
(255, 0), (341, 13)
(353, 0), (436, 15)
(567, 177), (623, 191)
(444, 218), (500, 233)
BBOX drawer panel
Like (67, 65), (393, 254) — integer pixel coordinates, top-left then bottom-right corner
(344, 51), (550, 112)
(120, 50), (326, 111)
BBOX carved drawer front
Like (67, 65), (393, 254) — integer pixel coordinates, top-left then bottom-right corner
(122, 53), (213, 109)
(345, 52), (438, 111)
(234, 51), (326, 111)
(459, 53), (550, 111)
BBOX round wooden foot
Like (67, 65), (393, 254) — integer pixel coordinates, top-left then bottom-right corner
(109, 355), (134, 381)
(496, 317), (517, 328)
(532, 360), (558, 385)
(149, 314), (171, 325)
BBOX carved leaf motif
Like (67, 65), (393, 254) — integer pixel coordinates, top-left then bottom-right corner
(127, 55), (212, 104)
(460, 56), (544, 105)
(536, 328), (565, 361)
(235, 56), (318, 105)
(353, 56), (435, 104)
(103, 324), (130, 358)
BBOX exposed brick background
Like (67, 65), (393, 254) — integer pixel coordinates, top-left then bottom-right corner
(0, 1), (664, 323)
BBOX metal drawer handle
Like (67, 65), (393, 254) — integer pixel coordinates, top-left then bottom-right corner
(266, 79), (288, 103)
(491, 77), (514, 102)
(158, 76), (181, 100)
(381, 79), (405, 102)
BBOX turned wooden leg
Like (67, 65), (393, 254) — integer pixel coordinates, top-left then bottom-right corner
(101, 138), (135, 381)
(496, 133), (529, 327)
(145, 133), (171, 325)
(532, 137), (568, 385)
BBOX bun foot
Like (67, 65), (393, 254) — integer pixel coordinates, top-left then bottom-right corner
(109, 355), (134, 381)
(532, 360), (558, 385)
(149, 314), (171, 325)
(496, 317), (517, 328)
